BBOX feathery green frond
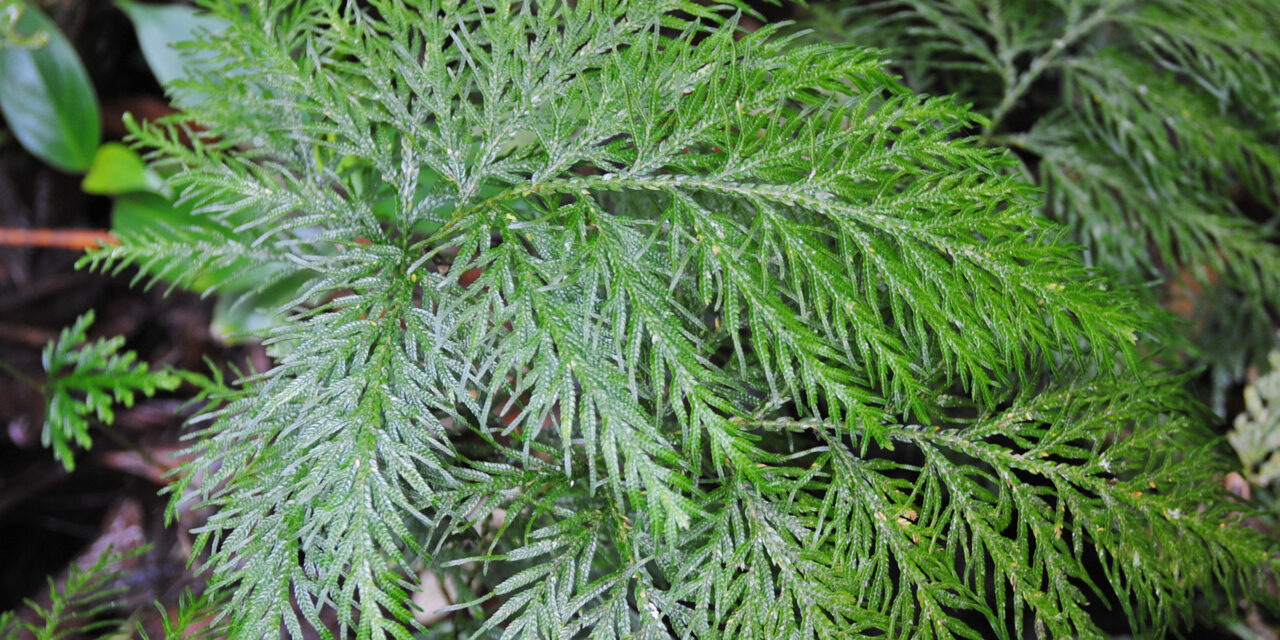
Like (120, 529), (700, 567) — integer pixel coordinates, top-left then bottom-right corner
(136, 588), (230, 640)
(651, 377), (1277, 640)
(40, 310), (182, 470)
(0, 548), (140, 640)
(65, 0), (1280, 637)
(802, 0), (1280, 390)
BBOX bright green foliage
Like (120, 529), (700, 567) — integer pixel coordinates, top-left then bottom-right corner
(41, 310), (182, 471)
(81, 142), (166, 195)
(657, 379), (1271, 640)
(0, 549), (137, 640)
(803, 0), (1280, 399)
(72, 0), (1279, 638)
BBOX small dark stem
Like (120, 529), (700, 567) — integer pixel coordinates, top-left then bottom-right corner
(0, 357), (40, 391)
(96, 423), (171, 475)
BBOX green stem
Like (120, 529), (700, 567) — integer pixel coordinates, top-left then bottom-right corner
(0, 357), (40, 391)
(981, 2), (1118, 144)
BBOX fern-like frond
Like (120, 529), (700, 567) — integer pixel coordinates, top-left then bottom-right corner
(92, 0), (1280, 637)
(0, 548), (140, 640)
(177, 301), (473, 639)
(1120, 0), (1280, 118)
(136, 588), (230, 640)
(41, 311), (182, 470)
(1040, 49), (1280, 290)
(649, 376), (1277, 640)
(1026, 115), (1280, 304)
(801, 0), (1280, 382)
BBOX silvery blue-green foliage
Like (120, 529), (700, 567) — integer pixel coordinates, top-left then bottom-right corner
(40, 310), (182, 471)
(76, 0), (1278, 638)
(802, 0), (1280, 403)
(1230, 341), (1280, 488)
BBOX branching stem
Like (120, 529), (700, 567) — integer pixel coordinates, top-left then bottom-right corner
(981, 1), (1119, 143)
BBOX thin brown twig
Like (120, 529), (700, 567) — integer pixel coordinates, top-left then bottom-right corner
(0, 228), (118, 250)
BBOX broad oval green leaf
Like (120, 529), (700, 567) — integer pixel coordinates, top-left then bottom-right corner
(116, 0), (227, 107)
(81, 142), (165, 195)
(210, 274), (310, 347)
(0, 0), (99, 172)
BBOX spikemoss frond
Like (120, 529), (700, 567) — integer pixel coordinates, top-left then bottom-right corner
(0, 548), (141, 640)
(71, 0), (1280, 638)
(40, 311), (182, 470)
(802, 0), (1280, 391)
(652, 378), (1277, 639)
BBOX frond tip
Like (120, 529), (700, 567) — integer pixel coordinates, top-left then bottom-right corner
(41, 310), (182, 471)
(0, 547), (143, 640)
(658, 378), (1279, 640)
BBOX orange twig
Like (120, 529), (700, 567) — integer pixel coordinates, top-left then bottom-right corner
(0, 228), (118, 250)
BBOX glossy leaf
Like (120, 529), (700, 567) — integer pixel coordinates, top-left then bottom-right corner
(116, 0), (227, 107)
(81, 142), (165, 195)
(209, 274), (310, 347)
(0, 0), (99, 172)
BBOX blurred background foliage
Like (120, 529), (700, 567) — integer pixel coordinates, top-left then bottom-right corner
(798, 0), (1280, 414)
